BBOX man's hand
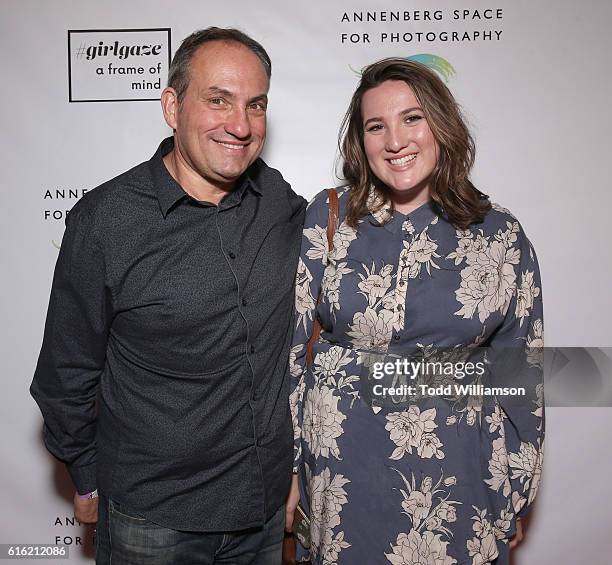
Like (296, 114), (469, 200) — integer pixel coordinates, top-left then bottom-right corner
(285, 474), (300, 533)
(509, 518), (523, 550)
(73, 492), (98, 524)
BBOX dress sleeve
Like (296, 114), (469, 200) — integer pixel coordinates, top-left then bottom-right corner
(289, 190), (332, 473)
(486, 223), (544, 519)
(30, 209), (113, 494)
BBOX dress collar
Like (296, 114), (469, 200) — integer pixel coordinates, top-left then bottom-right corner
(365, 186), (439, 233)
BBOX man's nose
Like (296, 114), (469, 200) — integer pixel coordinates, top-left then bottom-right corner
(224, 107), (251, 140)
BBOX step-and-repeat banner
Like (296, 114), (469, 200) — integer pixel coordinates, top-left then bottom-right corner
(2, 0), (611, 563)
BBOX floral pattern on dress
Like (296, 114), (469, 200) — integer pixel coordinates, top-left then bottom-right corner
(386, 407), (444, 461)
(386, 470), (460, 565)
(295, 258), (316, 333)
(290, 186), (544, 564)
(308, 467), (351, 565)
(303, 384), (346, 460)
(449, 222), (520, 324)
(466, 507), (501, 565)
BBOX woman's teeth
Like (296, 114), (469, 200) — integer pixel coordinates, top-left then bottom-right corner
(389, 154), (417, 166)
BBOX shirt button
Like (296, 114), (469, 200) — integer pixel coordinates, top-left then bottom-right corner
(250, 344), (255, 354)
(394, 335), (401, 341)
(228, 251), (236, 259)
(241, 297), (247, 306)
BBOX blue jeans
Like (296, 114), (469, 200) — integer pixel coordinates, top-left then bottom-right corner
(96, 495), (284, 565)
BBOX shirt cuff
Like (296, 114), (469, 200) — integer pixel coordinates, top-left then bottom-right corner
(68, 462), (97, 495)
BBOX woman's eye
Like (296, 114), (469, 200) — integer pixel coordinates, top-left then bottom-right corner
(366, 124), (383, 132)
(405, 114), (423, 124)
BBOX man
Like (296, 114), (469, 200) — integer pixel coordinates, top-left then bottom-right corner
(31, 27), (305, 564)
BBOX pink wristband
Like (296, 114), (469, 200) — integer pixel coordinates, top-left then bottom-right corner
(78, 489), (98, 500)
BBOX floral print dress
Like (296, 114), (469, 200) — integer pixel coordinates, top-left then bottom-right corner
(289, 187), (544, 565)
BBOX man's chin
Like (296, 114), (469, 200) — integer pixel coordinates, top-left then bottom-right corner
(215, 161), (257, 182)
(208, 169), (247, 189)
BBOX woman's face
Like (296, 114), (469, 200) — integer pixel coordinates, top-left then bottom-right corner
(361, 80), (438, 204)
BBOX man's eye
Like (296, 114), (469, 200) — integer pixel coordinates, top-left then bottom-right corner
(210, 98), (225, 105)
(249, 102), (266, 111)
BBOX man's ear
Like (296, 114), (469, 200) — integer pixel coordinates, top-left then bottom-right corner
(161, 87), (179, 130)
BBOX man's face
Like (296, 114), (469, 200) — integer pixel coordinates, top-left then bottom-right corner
(166, 41), (269, 190)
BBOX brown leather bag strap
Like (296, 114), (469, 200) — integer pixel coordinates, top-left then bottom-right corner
(306, 189), (339, 368)
(326, 188), (339, 250)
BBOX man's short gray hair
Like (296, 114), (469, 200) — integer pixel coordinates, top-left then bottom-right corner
(167, 27), (272, 103)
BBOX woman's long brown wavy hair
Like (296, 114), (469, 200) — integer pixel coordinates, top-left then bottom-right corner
(339, 58), (491, 229)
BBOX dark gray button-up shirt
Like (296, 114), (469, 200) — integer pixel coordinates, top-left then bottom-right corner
(31, 137), (306, 531)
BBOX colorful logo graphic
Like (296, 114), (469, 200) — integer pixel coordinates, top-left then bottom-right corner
(406, 54), (455, 82)
(350, 54), (456, 82)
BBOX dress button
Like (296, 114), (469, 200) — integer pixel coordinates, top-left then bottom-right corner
(250, 344), (255, 354)
(241, 297), (247, 306)
(228, 251), (236, 259)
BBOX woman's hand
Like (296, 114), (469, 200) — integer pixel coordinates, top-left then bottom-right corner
(509, 518), (523, 550)
(285, 473), (300, 533)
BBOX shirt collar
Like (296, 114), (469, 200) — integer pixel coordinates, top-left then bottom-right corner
(217, 173), (262, 211)
(366, 186), (392, 225)
(366, 185), (439, 233)
(148, 136), (262, 217)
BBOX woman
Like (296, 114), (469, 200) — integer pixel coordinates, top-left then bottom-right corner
(287, 58), (544, 564)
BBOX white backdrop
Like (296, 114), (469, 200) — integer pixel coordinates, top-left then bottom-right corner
(1, 0), (611, 563)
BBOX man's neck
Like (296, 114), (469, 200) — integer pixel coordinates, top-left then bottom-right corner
(162, 148), (233, 206)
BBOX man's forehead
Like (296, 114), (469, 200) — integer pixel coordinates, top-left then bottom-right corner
(194, 39), (245, 56)
(192, 41), (266, 73)
(188, 41), (269, 93)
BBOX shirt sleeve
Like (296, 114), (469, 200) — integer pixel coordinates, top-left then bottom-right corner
(30, 208), (113, 494)
(289, 190), (332, 473)
(287, 185), (308, 225)
(486, 222), (544, 520)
